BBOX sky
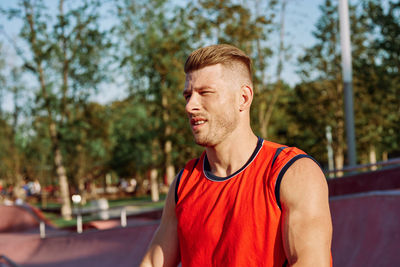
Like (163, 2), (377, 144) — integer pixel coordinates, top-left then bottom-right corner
(278, 0), (323, 84)
(0, 0), (326, 110)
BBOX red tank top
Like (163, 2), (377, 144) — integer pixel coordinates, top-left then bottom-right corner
(175, 137), (312, 266)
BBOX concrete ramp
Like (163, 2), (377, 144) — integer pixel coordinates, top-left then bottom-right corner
(330, 192), (400, 267)
(0, 205), (54, 233)
(1, 166), (399, 266)
(328, 165), (400, 267)
(0, 223), (158, 267)
(0, 204), (159, 266)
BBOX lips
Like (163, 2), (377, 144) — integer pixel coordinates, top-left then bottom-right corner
(190, 117), (207, 131)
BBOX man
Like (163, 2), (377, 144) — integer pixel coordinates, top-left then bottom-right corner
(140, 44), (332, 266)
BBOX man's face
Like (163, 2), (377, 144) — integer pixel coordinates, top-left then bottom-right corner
(183, 64), (240, 147)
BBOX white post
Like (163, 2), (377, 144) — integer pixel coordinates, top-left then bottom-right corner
(40, 221), (46, 239)
(325, 126), (335, 178)
(121, 207), (127, 227)
(77, 214), (83, 233)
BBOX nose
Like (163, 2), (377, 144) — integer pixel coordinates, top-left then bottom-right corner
(185, 92), (200, 114)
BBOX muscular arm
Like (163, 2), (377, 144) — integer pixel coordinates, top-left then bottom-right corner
(280, 158), (332, 266)
(140, 177), (180, 267)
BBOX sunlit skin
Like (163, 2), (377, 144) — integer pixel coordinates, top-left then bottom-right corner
(183, 64), (240, 147)
(183, 63), (258, 177)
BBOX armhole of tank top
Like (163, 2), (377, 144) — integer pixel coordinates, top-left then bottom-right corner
(174, 169), (184, 204)
(175, 158), (199, 204)
(274, 154), (321, 210)
(271, 146), (287, 168)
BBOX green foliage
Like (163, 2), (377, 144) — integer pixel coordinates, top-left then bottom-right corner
(0, 0), (398, 193)
(294, 0), (400, 166)
(108, 98), (157, 177)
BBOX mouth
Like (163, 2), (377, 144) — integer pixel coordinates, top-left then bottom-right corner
(190, 117), (207, 131)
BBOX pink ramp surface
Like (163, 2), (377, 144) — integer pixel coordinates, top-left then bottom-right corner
(330, 192), (400, 267)
(0, 204), (54, 233)
(328, 166), (400, 196)
(0, 223), (158, 267)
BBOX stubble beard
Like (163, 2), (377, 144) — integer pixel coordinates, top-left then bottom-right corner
(192, 111), (239, 147)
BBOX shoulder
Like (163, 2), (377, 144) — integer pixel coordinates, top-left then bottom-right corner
(265, 143), (322, 209)
(280, 157), (328, 210)
(261, 139), (307, 164)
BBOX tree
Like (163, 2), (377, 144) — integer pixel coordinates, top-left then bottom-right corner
(116, 0), (196, 195)
(0, 43), (31, 193)
(294, 0), (400, 172)
(361, 0), (400, 159)
(295, 0), (345, 171)
(3, 0), (111, 218)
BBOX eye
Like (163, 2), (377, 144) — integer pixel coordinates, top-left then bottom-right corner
(183, 93), (191, 101)
(200, 91), (213, 95)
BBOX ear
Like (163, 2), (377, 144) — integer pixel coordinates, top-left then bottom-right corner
(239, 85), (253, 112)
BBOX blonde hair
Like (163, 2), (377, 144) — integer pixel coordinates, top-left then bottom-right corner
(184, 44), (252, 81)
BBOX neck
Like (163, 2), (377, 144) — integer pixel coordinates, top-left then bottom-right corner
(205, 130), (258, 177)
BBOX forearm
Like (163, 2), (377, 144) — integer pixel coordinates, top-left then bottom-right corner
(140, 250), (179, 267)
(140, 247), (163, 267)
(140, 176), (180, 267)
(288, 252), (331, 267)
(140, 230), (179, 267)
(140, 261), (153, 267)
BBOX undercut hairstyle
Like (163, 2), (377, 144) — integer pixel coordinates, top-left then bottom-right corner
(184, 44), (252, 82)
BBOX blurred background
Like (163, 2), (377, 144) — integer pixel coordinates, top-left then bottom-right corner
(0, 0), (398, 220)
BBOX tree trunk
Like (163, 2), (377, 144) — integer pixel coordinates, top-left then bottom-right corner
(164, 139), (175, 186)
(150, 168), (159, 202)
(76, 144), (87, 204)
(335, 147), (344, 177)
(258, 101), (268, 138)
(382, 151), (388, 161)
(369, 144), (377, 171)
(161, 87), (175, 185)
(24, 1), (71, 219)
(10, 75), (24, 194)
(335, 76), (344, 177)
(50, 123), (72, 219)
(150, 137), (160, 201)
(257, 0), (286, 139)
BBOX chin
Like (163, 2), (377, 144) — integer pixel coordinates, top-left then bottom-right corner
(193, 134), (224, 148)
(194, 139), (210, 147)
(193, 136), (213, 147)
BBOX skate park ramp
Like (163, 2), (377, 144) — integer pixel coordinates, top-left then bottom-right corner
(1, 166), (399, 266)
(0, 222), (158, 267)
(328, 166), (400, 267)
(0, 204), (55, 233)
(0, 203), (160, 267)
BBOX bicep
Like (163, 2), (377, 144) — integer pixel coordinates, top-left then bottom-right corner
(140, 177), (180, 267)
(280, 157), (332, 266)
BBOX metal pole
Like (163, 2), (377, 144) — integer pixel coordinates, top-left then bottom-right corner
(338, 0), (357, 167)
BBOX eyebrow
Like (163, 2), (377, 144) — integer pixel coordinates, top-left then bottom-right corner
(183, 85), (215, 95)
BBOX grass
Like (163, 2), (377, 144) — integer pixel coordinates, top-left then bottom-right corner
(49, 214), (102, 228)
(107, 194), (166, 208)
(36, 194), (167, 228)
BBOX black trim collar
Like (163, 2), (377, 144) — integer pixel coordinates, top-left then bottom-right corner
(203, 136), (264, 182)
